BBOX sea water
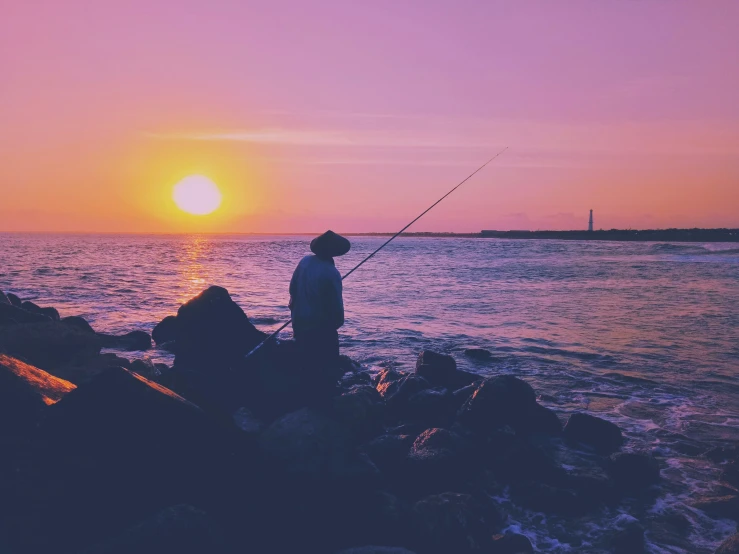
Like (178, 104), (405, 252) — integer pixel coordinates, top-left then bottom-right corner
(1, 233), (738, 552)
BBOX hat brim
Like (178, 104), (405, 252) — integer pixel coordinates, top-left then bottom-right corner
(310, 231), (351, 258)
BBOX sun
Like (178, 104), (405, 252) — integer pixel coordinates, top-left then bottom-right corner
(172, 175), (222, 215)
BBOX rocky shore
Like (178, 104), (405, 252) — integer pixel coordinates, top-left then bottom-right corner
(1, 286), (737, 553)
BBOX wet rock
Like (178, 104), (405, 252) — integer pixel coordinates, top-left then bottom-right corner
(81, 504), (225, 554)
(362, 434), (415, 476)
(607, 451), (660, 491)
(260, 407), (351, 480)
(415, 350), (479, 389)
(0, 302), (53, 324)
(489, 441), (563, 484)
(384, 375), (431, 421)
(406, 387), (454, 427)
(334, 385), (384, 440)
(338, 354), (362, 374)
(610, 521), (646, 554)
(490, 532), (534, 553)
(375, 368), (404, 396)
(337, 546), (415, 554)
(129, 359), (161, 380)
(6, 292), (22, 307)
(174, 285), (267, 372)
(692, 495), (739, 522)
(464, 348), (493, 361)
(563, 412), (624, 454)
(406, 428), (470, 493)
(0, 291), (9, 304)
(342, 370), (373, 389)
(152, 315), (178, 345)
(457, 375), (556, 436)
(517, 403), (563, 436)
(62, 315), (96, 333)
(53, 353), (131, 384)
(510, 481), (594, 516)
(19, 301), (60, 320)
(716, 533), (739, 554)
(97, 330), (152, 351)
(410, 492), (505, 554)
(0, 354), (76, 436)
(0, 320), (101, 371)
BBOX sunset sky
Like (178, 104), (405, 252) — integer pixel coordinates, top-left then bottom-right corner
(1, 0), (738, 233)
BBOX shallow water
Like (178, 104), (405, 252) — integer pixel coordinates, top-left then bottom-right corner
(1, 233), (738, 551)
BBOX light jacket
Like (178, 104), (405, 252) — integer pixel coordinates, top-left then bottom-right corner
(289, 255), (344, 332)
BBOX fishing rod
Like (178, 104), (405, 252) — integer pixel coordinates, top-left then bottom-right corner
(244, 146), (509, 360)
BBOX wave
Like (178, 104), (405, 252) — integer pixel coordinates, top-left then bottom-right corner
(650, 243), (739, 256)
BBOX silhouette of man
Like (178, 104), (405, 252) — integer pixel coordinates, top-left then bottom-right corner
(289, 230), (350, 404)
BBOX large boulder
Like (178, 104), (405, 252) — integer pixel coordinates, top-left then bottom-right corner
(5, 367), (252, 553)
(97, 330), (152, 351)
(81, 505), (225, 554)
(0, 302), (53, 325)
(334, 385), (384, 440)
(0, 320), (101, 371)
(174, 286), (267, 372)
(0, 354), (76, 436)
(382, 375), (431, 421)
(362, 434), (416, 478)
(21, 301), (60, 321)
(62, 315), (95, 333)
(415, 350), (479, 389)
(152, 315), (178, 346)
(52, 353), (131, 385)
(563, 412), (624, 454)
(406, 387), (455, 427)
(606, 451), (660, 492)
(716, 533), (739, 554)
(457, 375), (559, 436)
(6, 292), (22, 307)
(406, 428), (472, 494)
(0, 291), (9, 304)
(410, 492), (505, 554)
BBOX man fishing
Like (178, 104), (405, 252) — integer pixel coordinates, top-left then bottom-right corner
(289, 230), (351, 404)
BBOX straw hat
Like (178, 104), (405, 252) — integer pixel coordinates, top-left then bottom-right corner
(310, 230), (351, 258)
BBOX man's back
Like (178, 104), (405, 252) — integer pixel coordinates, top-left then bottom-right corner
(289, 255), (344, 332)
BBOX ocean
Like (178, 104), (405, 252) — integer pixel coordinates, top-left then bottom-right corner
(1, 233), (738, 552)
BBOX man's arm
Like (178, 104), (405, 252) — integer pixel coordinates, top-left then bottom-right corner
(323, 267), (344, 329)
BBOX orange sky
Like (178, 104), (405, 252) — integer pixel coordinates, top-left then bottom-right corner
(1, 1), (738, 233)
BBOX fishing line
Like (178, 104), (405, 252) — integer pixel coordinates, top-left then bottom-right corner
(244, 146), (509, 360)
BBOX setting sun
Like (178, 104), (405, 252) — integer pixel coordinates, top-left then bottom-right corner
(172, 175), (222, 215)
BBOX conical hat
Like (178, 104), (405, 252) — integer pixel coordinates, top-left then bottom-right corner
(310, 230), (351, 258)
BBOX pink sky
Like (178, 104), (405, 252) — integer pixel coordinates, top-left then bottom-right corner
(1, 0), (738, 233)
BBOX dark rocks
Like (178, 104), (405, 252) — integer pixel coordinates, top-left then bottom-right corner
(415, 350), (479, 389)
(0, 302), (53, 324)
(336, 548), (417, 554)
(260, 407), (351, 480)
(489, 441), (563, 484)
(174, 286), (267, 372)
(375, 368), (404, 396)
(490, 532), (533, 553)
(62, 315), (96, 333)
(510, 481), (593, 516)
(342, 370), (373, 389)
(607, 451), (660, 491)
(563, 412), (624, 454)
(383, 375), (431, 421)
(0, 321), (101, 371)
(362, 434), (416, 476)
(97, 330), (152, 351)
(52, 352), (131, 384)
(6, 292), (22, 307)
(457, 375), (558, 436)
(334, 385), (384, 439)
(692, 495), (739, 522)
(406, 387), (454, 426)
(406, 428), (470, 493)
(152, 315), (178, 345)
(0, 291), (9, 304)
(464, 348), (493, 361)
(82, 505), (225, 554)
(410, 492), (505, 554)
(0, 354), (76, 436)
(129, 359), (162, 380)
(610, 521), (646, 554)
(18, 301), (60, 321)
(716, 533), (739, 554)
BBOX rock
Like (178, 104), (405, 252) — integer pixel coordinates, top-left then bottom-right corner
(0, 291), (9, 304)
(510, 481), (594, 516)
(9, 367), (251, 553)
(231, 407), (264, 436)
(716, 533), (739, 554)
(375, 368), (404, 396)
(129, 359), (161, 380)
(464, 348), (493, 361)
(0, 354), (76, 436)
(20, 300), (42, 314)
(97, 330), (152, 351)
(0, 321), (101, 371)
(19, 301), (59, 320)
(334, 385), (384, 440)
(62, 315), (96, 333)
(457, 375), (557, 436)
(607, 451), (660, 491)
(52, 353), (131, 384)
(81, 505), (225, 554)
(692, 495), (739, 522)
(491, 532), (534, 553)
(406, 428), (470, 493)
(610, 521), (646, 554)
(383, 375), (431, 421)
(563, 412), (624, 454)
(337, 546), (415, 554)
(152, 315), (178, 345)
(6, 292), (22, 307)
(410, 492), (505, 554)
(338, 354), (362, 374)
(415, 350), (479, 389)
(362, 434), (415, 477)
(489, 441), (563, 484)
(342, 370), (373, 389)
(406, 387), (454, 427)
(0, 302), (53, 324)
(260, 407), (351, 480)
(174, 286), (267, 372)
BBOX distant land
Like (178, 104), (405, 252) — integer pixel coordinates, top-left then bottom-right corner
(352, 229), (739, 242)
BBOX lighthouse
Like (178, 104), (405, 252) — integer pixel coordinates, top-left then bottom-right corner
(588, 209), (594, 232)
